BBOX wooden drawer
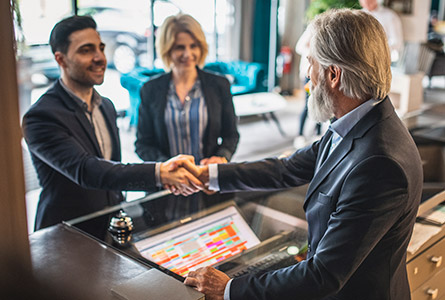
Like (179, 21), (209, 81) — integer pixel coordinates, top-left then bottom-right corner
(411, 268), (445, 300)
(407, 237), (445, 292)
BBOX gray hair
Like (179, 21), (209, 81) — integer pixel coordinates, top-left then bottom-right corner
(309, 9), (391, 100)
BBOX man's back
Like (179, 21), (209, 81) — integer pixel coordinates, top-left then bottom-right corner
(221, 98), (422, 299)
(309, 99), (422, 299)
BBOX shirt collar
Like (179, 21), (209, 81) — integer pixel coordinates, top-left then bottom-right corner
(168, 79), (202, 103)
(59, 79), (102, 112)
(330, 98), (381, 138)
(169, 79), (201, 92)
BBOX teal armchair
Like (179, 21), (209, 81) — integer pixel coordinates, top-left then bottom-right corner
(120, 61), (266, 126)
(203, 61), (266, 95)
(120, 67), (164, 126)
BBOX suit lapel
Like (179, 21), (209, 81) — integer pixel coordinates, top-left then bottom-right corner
(55, 81), (103, 157)
(155, 73), (172, 154)
(100, 101), (121, 160)
(74, 107), (103, 158)
(197, 69), (214, 156)
(304, 135), (353, 207)
(303, 98), (393, 208)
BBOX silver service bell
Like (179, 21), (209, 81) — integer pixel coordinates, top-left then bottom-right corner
(108, 210), (134, 247)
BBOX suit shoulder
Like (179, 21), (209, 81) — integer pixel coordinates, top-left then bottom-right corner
(199, 70), (231, 94)
(26, 85), (64, 114)
(100, 96), (115, 107)
(99, 96), (118, 114)
(201, 69), (230, 84)
(142, 72), (169, 88)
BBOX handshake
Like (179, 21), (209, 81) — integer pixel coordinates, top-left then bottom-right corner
(159, 155), (221, 196)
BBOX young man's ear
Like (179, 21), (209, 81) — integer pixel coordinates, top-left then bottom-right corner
(54, 51), (66, 68)
(327, 65), (341, 89)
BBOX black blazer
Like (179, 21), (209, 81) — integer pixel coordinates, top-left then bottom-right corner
(218, 98), (423, 299)
(23, 81), (157, 230)
(135, 68), (239, 162)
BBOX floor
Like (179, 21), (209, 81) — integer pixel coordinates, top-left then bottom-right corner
(24, 73), (445, 233)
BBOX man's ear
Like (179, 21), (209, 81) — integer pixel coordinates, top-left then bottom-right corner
(327, 65), (341, 89)
(54, 51), (66, 68)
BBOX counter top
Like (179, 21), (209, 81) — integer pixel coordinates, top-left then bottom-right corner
(29, 224), (203, 300)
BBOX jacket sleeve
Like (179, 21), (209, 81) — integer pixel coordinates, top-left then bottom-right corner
(23, 106), (157, 191)
(218, 141), (319, 191)
(214, 77), (240, 161)
(135, 81), (170, 162)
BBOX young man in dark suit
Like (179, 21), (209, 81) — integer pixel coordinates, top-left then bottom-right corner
(22, 16), (201, 231)
(181, 9), (423, 300)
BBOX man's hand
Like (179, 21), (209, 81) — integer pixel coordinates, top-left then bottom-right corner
(182, 164), (213, 195)
(200, 156), (227, 165)
(184, 267), (230, 300)
(165, 155), (202, 177)
(167, 156), (212, 193)
(160, 155), (203, 196)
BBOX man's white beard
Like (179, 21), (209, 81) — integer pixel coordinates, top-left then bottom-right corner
(308, 73), (335, 123)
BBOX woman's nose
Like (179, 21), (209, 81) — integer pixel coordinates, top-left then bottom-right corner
(183, 46), (191, 57)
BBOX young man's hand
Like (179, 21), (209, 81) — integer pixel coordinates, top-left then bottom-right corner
(160, 155), (203, 196)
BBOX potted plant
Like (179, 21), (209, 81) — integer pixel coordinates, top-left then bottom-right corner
(306, 0), (360, 21)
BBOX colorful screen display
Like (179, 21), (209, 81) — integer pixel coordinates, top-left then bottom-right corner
(134, 206), (260, 276)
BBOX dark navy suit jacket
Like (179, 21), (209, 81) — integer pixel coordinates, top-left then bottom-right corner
(23, 80), (157, 230)
(218, 98), (423, 299)
(135, 68), (239, 162)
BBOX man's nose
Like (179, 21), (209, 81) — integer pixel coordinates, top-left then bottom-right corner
(94, 49), (107, 63)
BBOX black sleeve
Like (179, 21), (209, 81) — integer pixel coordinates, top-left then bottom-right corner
(23, 104), (157, 191)
(214, 77), (240, 161)
(218, 142), (318, 191)
(135, 81), (169, 162)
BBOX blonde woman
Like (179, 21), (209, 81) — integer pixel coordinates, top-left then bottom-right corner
(136, 14), (239, 166)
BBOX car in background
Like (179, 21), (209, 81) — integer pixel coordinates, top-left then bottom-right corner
(22, 5), (151, 87)
(78, 6), (151, 73)
(22, 2), (183, 86)
(23, 44), (59, 86)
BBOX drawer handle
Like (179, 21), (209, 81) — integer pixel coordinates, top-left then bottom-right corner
(430, 256), (442, 268)
(427, 288), (438, 299)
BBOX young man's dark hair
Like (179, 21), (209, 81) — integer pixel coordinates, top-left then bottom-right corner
(49, 15), (97, 54)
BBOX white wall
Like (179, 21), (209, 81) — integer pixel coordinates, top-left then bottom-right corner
(400, 0), (431, 42)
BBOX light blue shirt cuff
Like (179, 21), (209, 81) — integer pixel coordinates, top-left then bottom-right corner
(155, 162), (162, 187)
(208, 164), (220, 191)
(224, 279), (232, 300)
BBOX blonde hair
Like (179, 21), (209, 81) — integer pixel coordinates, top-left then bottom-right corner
(156, 14), (208, 70)
(310, 9), (391, 100)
